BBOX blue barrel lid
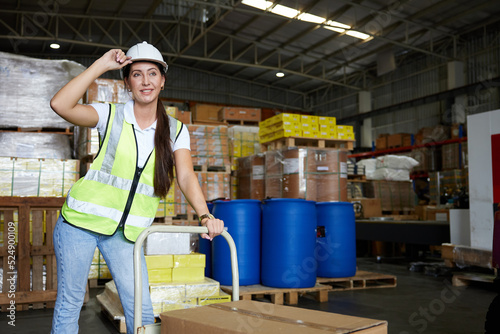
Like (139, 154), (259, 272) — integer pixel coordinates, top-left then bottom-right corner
(263, 198), (316, 204)
(316, 201), (353, 207)
(213, 199), (261, 205)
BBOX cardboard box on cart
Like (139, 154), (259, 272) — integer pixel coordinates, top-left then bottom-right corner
(160, 300), (387, 334)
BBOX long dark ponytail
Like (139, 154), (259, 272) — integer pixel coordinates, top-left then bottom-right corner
(154, 98), (174, 198)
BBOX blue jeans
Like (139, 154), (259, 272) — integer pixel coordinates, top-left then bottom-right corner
(51, 215), (154, 334)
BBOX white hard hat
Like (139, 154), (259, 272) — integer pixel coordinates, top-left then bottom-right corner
(122, 41), (168, 77)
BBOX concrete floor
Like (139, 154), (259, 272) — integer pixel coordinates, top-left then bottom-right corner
(2, 257), (497, 334)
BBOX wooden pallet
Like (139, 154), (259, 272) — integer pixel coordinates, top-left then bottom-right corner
(452, 272), (496, 287)
(220, 283), (331, 305)
(222, 119), (260, 126)
(348, 174), (366, 181)
(97, 293), (126, 333)
(317, 270), (397, 291)
(193, 164), (231, 173)
(261, 136), (354, 152)
(0, 197), (64, 312)
(0, 126), (73, 134)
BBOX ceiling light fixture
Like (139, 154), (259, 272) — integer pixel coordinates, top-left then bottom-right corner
(242, 1), (372, 40)
(297, 13), (325, 24)
(276, 72), (285, 77)
(50, 43), (60, 49)
(241, 0), (273, 11)
(271, 4), (299, 18)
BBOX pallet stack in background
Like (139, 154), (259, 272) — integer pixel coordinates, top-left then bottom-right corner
(370, 124), (468, 219)
(0, 52), (85, 311)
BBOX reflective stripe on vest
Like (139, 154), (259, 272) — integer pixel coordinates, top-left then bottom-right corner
(62, 103), (181, 242)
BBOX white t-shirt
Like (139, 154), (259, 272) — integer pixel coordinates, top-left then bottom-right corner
(91, 100), (190, 168)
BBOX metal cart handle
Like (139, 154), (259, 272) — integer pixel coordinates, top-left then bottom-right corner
(133, 225), (239, 333)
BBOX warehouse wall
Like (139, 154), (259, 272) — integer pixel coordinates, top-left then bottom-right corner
(313, 26), (500, 143)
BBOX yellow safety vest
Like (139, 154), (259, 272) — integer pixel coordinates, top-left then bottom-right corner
(62, 103), (182, 242)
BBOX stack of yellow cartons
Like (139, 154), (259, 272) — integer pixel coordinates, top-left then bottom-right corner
(157, 183), (176, 217)
(258, 113), (301, 143)
(228, 126), (260, 171)
(145, 253), (231, 315)
(318, 116), (337, 138)
(89, 248), (112, 280)
(300, 115), (319, 138)
(174, 172), (230, 215)
(259, 113), (343, 143)
(336, 125), (355, 140)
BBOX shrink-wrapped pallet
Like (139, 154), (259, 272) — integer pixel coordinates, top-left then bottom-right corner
(0, 132), (72, 159)
(0, 157), (79, 197)
(236, 154), (265, 200)
(0, 52), (85, 129)
(280, 147), (348, 202)
(363, 180), (417, 212)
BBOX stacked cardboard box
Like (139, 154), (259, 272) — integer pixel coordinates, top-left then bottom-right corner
(336, 125), (355, 141)
(0, 157), (79, 197)
(239, 148), (348, 201)
(237, 154), (265, 200)
(145, 253), (230, 315)
(410, 147), (441, 172)
(264, 150), (284, 198)
(99, 277), (230, 318)
(192, 104), (225, 123)
(164, 105), (192, 124)
(228, 126), (260, 171)
(259, 113), (301, 143)
(174, 172), (230, 215)
(363, 180), (417, 212)
(441, 142), (468, 170)
(218, 107), (261, 123)
(188, 125), (230, 169)
(282, 147), (348, 202)
(157, 184), (176, 217)
(146, 253), (205, 284)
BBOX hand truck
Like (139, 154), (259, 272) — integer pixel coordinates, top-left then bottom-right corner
(133, 225), (240, 334)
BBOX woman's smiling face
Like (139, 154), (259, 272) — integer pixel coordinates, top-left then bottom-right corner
(125, 61), (165, 105)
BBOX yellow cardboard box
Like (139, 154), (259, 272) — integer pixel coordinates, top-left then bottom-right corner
(172, 267), (205, 282)
(173, 253), (206, 268)
(146, 255), (174, 269)
(149, 268), (173, 283)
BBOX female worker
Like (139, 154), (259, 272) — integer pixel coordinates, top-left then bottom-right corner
(50, 41), (223, 334)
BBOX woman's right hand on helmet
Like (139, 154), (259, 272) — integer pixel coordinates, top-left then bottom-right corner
(97, 49), (132, 72)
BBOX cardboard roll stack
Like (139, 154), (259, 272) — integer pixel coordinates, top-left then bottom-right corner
(237, 147), (348, 202)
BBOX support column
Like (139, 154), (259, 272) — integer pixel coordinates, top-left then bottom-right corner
(448, 61), (466, 124)
(359, 91), (372, 148)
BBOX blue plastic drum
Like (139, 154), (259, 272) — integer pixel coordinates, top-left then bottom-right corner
(212, 199), (262, 286)
(316, 202), (356, 278)
(261, 198), (317, 288)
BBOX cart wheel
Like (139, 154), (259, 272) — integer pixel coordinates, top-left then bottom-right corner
(485, 294), (500, 333)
